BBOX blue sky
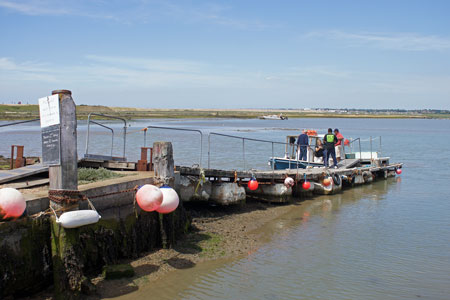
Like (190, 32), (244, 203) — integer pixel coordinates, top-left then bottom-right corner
(1, 0), (450, 109)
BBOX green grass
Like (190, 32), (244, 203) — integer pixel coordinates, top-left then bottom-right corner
(78, 167), (125, 185)
(1, 104), (448, 120)
(198, 232), (224, 257)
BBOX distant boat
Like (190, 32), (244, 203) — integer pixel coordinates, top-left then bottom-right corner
(259, 114), (288, 120)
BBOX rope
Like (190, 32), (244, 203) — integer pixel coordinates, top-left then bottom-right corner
(48, 190), (87, 205)
(36, 185), (140, 220)
(194, 169), (206, 195)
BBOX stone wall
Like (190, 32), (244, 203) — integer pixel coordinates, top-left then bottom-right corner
(0, 174), (190, 298)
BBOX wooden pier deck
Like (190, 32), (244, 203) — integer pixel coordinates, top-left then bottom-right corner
(177, 160), (402, 182)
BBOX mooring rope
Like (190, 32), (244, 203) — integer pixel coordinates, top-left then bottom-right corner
(194, 169), (206, 195)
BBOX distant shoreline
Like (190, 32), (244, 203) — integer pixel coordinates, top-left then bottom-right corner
(0, 104), (448, 120)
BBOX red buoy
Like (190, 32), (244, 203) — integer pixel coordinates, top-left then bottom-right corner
(0, 188), (26, 219)
(156, 186), (180, 214)
(248, 179), (259, 191)
(136, 184), (163, 212)
(396, 169), (402, 175)
(302, 181), (311, 190)
(323, 178), (331, 187)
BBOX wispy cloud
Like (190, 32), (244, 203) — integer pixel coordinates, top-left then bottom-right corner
(305, 30), (450, 51)
(0, 0), (270, 29)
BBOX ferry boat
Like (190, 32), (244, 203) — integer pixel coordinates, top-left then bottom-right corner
(268, 132), (389, 170)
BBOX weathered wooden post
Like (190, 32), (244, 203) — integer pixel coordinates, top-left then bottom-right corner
(152, 141), (174, 185)
(152, 141), (175, 248)
(39, 90), (84, 299)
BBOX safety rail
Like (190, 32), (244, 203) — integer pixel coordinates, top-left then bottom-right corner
(146, 126), (203, 169)
(0, 119), (40, 128)
(208, 132), (310, 177)
(85, 113), (127, 160)
(347, 136), (382, 162)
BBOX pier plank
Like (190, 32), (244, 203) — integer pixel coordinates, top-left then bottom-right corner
(0, 164), (49, 184)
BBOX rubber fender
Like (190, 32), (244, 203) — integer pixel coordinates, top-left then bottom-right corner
(332, 174), (341, 186)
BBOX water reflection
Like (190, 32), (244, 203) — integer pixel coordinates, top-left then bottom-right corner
(117, 179), (403, 300)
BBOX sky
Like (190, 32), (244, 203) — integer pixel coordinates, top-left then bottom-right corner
(1, 0), (450, 109)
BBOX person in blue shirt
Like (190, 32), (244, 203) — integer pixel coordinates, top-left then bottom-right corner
(297, 129), (309, 161)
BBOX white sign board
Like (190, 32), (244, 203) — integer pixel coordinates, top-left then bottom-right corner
(38, 95), (60, 128)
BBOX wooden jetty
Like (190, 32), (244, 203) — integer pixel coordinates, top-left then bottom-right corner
(175, 159), (403, 203)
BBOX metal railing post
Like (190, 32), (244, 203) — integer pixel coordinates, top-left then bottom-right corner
(123, 124), (127, 158)
(379, 136), (382, 156)
(146, 126), (203, 169)
(89, 120), (115, 156)
(359, 138), (362, 160)
(272, 142), (275, 181)
(208, 134), (211, 169)
(85, 115), (92, 156)
(242, 138), (245, 170)
(85, 113), (127, 159)
(370, 136), (373, 162)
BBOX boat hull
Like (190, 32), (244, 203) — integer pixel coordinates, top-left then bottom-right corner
(269, 157), (323, 170)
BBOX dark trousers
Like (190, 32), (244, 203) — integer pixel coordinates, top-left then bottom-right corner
(323, 148), (338, 167)
(299, 146), (307, 161)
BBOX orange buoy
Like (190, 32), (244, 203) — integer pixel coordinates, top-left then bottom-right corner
(156, 186), (180, 214)
(136, 184), (163, 212)
(248, 179), (259, 191)
(323, 178), (331, 187)
(0, 188), (26, 219)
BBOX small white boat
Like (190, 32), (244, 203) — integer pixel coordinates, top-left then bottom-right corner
(259, 114), (288, 120)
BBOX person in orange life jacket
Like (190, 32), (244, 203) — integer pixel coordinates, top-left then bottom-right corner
(297, 129), (309, 161)
(334, 128), (344, 162)
(323, 128), (338, 168)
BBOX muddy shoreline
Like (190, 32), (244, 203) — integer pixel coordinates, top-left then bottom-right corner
(27, 200), (300, 299)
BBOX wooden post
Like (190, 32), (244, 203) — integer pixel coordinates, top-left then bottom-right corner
(49, 90), (78, 195)
(152, 142), (175, 248)
(46, 90), (83, 299)
(152, 142), (174, 185)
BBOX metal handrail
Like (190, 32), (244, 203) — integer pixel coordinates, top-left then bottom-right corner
(348, 137), (362, 160)
(89, 120), (114, 156)
(146, 126), (203, 169)
(0, 119), (40, 128)
(85, 113), (127, 159)
(208, 132), (311, 177)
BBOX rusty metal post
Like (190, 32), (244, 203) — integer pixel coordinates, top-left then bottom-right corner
(10, 145), (14, 170)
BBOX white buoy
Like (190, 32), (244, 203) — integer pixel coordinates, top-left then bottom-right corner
(57, 210), (101, 228)
(284, 177), (295, 187)
(0, 188), (26, 219)
(136, 184), (163, 212)
(157, 186), (179, 214)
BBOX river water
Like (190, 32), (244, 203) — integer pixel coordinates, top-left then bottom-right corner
(1, 118), (449, 299)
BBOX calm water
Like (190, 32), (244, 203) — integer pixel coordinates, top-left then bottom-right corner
(1, 118), (450, 299)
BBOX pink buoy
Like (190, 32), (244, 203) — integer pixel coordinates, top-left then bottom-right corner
(302, 181), (311, 190)
(136, 184), (163, 212)
(0, 188), (26, 219)
(248, 179), (259, 191)
(157, 186), (179, 214)
(396, 169), (402, 175)
(284, 177), (294, 187)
